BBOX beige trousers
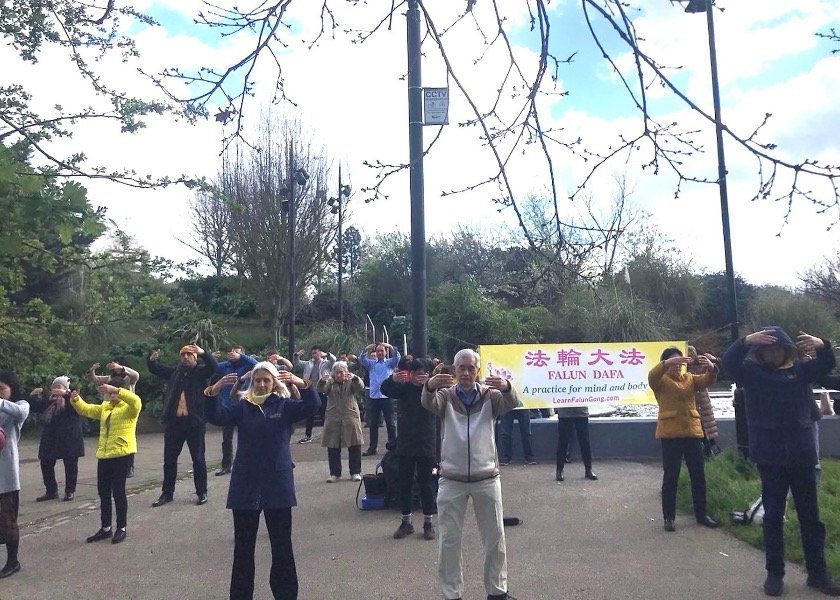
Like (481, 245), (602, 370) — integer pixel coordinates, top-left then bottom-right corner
(436, 476), (507, 599)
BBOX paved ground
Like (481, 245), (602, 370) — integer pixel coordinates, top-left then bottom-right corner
(0, 427), (826, 599)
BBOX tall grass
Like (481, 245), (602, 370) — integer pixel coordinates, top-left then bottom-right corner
(677, 451), (840, 574)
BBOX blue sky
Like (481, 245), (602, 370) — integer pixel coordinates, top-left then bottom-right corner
(5, 0), (840, 287)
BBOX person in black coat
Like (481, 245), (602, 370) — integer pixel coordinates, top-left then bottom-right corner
(380, 358), (438, 541)
(28, 376), (84, 502)
(147, 344), (218, 507)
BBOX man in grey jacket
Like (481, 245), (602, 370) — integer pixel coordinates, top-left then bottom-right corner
(422, 349), (519, 600)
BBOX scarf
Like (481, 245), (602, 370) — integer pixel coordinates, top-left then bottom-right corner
(247, 391), (272, 406)
(43, 394), (67, 424)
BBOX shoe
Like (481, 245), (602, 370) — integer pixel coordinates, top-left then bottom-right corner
(393, 521), (415, 539)
(127, 466), (135, 478)
(327, 475), (340, 483)
(423, 522), (436, 540)
(362, 448), (377, 456)
(86, 528), (112, 543)
(351, 473), (362, 482)
(499, 460), (510, 466)
(0, 561), (21, 578)
(664, 519), (676, 532)
(488, 594), (517, 600)
(196, 493), (208, 505)
(807, 574), (840, 596)
(215, 467), (231, 476)
(585, 469), (598, 480)
(764, 573), (784, 596)
(555, 469), (564, 482)
(36, 492), (58, 502)
(298, 436), (312, 444)
(63, 492), (75, 501)
(525, 460), (537, 465)
(112, 528), (127, 544)
(152, 493), (173, 507)
(696, 515), (718, 528)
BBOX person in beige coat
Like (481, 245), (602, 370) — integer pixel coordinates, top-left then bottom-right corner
(317, 362), (365, 483)
(687, 346), (721, 457)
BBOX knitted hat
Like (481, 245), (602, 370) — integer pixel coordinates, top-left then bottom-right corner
(52, 376), (70, 390)
(179, 345), (198, 357)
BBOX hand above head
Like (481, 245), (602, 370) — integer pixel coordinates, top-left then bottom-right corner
(796, 331), (824, 352)
(745, 330), (777, 346)
(106, 361), (121, 371)
(97, 384), (118, 394)
(70, 389), (80, 400)
(190, 344), (205, 356)
(31, 387), (43, 396)
(89, 363), (100, 372)
(149, 349), (161, 361)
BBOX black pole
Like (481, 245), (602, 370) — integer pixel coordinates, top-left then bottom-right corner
(407, 0), (428, 358)
(705, 2), (738, 344)
(701, 0), (745, 457)
(337, 165), (344, 329)
(288, 143), (297, 359)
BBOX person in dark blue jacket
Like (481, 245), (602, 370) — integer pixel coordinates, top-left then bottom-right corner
(722, 327), (838, 597)
(205, 361), (320, 600)
(214, 345), (257, 476)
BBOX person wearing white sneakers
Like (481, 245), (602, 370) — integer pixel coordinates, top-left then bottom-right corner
(317, 362), (365, 483)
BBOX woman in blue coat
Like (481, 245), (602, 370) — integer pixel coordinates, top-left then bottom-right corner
(205, 361), (320, 600)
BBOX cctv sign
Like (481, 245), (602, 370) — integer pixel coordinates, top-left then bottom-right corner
(423, 87), (449, 125)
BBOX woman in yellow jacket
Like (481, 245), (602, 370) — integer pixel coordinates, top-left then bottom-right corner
(648, 346), (718, 533)
(70, 376), (141, 544)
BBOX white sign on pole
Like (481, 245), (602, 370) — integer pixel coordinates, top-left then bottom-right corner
(423, 87), (449, 125)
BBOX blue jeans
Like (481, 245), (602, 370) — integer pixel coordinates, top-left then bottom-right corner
(758, 464), (826, 578)
(498, 410), (533, 462)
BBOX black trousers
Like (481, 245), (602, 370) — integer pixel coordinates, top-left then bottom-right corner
(221, 425), (236, 469)
(498, 410), (534, 462)
(660, 437), (706, 520)
(231, 507), (297, 600)
(303, 394), (327, 438)
(327, 446), (362, 477)
(40, 456), (78, 495)
(398, 455), (437, 516)
(556, 418), (592, 472)
(366, 397), (395, 451)
(162, 419), (207, 495)
(98, 455), (131, 529)
(758, 464), (826, 578)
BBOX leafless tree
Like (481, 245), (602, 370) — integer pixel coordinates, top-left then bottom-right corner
(148, 0), (839, 249)
(800, 250), (840, 316)
(182, 189), (235, 277)
(215, 115), (338, 345)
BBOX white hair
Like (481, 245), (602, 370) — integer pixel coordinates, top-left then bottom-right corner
(332, 361), (349, 374)
(453, 349), (480, 369)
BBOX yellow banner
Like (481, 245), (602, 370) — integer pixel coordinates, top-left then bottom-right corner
(478, 342), (686, 409)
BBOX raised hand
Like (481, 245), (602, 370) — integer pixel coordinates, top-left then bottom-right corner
(150, 349), (161, 361)
(796, 331), (824, 352)
(90, 363), (100, 372)
(427, 373), (454, 390)
(484, 375), (511, 391)
(97, 384), (118, 394)
(745, 330), (777, 346)
(30, 387), (43, 396)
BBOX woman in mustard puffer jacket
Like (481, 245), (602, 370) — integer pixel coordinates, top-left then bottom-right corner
(70, 375), (141, 545)
(649, 346), (718, 533)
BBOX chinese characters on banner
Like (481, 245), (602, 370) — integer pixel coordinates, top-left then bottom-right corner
(478, 342), (687, 409)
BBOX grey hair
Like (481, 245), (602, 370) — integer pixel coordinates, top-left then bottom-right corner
(332, 361), (349, 374)
(453, 349), (480, 369)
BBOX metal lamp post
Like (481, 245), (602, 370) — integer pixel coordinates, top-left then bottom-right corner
(683, 0), (745, 455)
(281, 144), (309, 359)
(328, 166), (351, 328)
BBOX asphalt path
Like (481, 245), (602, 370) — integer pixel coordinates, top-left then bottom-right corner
(0, 427), (823, 599)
